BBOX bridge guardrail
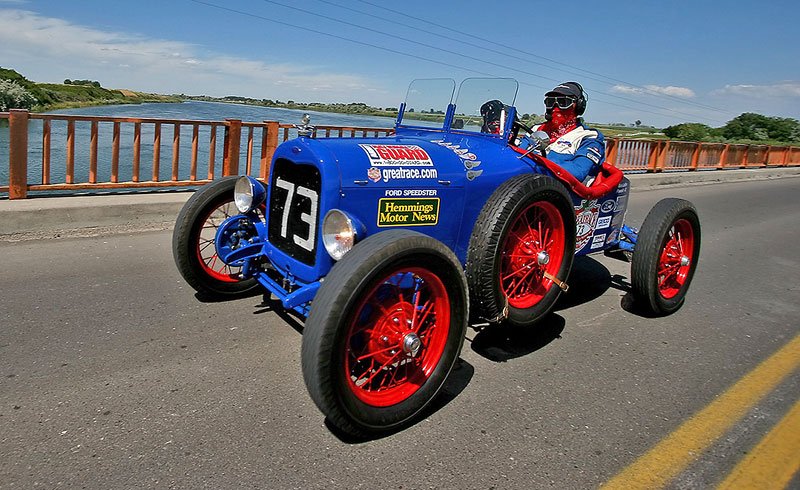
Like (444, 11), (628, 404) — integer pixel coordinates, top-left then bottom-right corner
(1, 110), (798, 199)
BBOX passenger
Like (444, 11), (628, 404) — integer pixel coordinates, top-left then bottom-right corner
(480, 99), (505, 134)
(529, 82), (605, 183)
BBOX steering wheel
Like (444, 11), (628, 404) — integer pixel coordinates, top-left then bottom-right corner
(513, 118), (533, 135)
(510, 118), (534, 146)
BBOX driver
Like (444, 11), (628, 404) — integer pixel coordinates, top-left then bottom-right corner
(528, 82), (605, 183)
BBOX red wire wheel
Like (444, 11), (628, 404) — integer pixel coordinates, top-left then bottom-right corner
(302, 230), (468, 437)
(173, 177), (260, 298)
(466, 174), (575, 327)
(195, 200), (241, 282)
(499, 201), (566, 309)
(657, 218), (695, 299)
(344, 267), (450, 407)
(631, 198), (701, 316)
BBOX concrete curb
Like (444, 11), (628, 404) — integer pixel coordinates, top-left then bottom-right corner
(1, 167), (799, 241)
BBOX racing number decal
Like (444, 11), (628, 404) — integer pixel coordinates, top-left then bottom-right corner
(274, 176), (318, 252)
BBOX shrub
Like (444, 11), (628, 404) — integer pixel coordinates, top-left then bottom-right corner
(0, 79), (38, 111)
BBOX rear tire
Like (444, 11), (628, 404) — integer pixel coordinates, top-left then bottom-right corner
(631, 198), (701, 315)
(172, 177), (260, 298)
(301, 230), (468, 437)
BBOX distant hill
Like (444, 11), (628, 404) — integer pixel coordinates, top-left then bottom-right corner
(0, 67), (181, 111)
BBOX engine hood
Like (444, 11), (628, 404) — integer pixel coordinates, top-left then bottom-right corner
(295, 132), (500, 189)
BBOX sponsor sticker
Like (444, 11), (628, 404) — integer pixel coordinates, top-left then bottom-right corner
(614, 195), (628, 212)
(467, 169), (483, 181)
(575, 200), (599, 252)
(360, 144), (433, 167)
(596, 216), (612, 229)
(371, 167), (438, 183)
(587, 152), (600, 164)
(377, 198), (440, 227)
(600, 199), (615, 214)
(384, 189), (438, 197)
(591, 234), (607, 249)
(367, 167), (381, 183)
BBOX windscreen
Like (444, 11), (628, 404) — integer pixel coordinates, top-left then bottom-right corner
(399, 78), (456, 129)
(451, 78), (519, 133)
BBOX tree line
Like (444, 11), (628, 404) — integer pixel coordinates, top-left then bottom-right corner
(664, 114), (800, 144)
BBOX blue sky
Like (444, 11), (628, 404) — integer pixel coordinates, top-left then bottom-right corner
(1, 0), (798, 127)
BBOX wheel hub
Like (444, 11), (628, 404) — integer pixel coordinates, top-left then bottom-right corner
(537, 251), (550, 265)
(403, 333), (422, 357)
(680, 255), (691, 267)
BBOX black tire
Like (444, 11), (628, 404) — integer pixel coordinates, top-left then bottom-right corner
(467, 174), (576, 327)
(631, 198), (701, 315)
(172, 177), (260, 298)
(301, 230), (468, 437)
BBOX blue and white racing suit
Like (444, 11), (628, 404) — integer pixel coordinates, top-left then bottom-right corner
(523, 124), (606, 183)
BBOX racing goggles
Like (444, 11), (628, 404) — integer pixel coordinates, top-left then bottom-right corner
(544, 95), (576, 110)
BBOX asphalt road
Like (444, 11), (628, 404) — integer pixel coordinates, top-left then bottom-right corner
(2, 177), (799, 489)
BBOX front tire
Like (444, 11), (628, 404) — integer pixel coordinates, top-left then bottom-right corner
(467, 174), (576, 326)
(631, 198), (701, 315)
(301, 230), (468, 437)
(172, 177), (260, 298)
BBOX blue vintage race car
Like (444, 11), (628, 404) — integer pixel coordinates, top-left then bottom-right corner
(173, 78), (701, 437)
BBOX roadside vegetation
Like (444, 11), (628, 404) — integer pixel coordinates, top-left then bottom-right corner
(2, 67), (797, 145)
(0, 67), (181, 112)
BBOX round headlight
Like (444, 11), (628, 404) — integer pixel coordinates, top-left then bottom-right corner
(322, 209), (356, 260)
(234, 176), (265, 213)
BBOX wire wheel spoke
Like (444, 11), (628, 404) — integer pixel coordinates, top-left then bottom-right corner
(500, 201), (564, 309)
(345, 267), (450, 407)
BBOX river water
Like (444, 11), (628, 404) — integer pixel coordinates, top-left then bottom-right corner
(0, 101), (398, 195)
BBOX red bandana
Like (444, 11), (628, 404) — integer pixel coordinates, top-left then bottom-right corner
(540, 107), (578, 143)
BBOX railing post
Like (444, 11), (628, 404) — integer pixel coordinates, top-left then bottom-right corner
(763, 145), (771, 167)
(690, 143), (701, 170)
(261, 121), (279, 179)
(741, 145), (749, 168)
(782, 147), (790, 167)
(223, 118), (241, 176)
(606, 138), (618, 166)
(8, 109), (29, 199)
(719, 144), (729, 169)
(647, 140), (661, 172)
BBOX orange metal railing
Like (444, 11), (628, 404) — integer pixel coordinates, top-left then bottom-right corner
(1, 109), (798, 199)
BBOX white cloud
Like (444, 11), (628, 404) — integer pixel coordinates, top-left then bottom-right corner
(0, 8), (378, 102)
(611, 84), (696, 98)
(711, 82), (800, 97)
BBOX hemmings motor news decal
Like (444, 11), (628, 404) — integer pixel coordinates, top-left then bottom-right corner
(360, 144), (433, 167)
(377, 198), (440, 227)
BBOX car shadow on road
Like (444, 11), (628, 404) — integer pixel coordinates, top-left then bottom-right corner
(469, 314), (566, 362)
(325, 358), (476, 444)
(556, 254), (660, 318)
(467, 254), (640, 363)
(252, 295), (305, 334)
(193, 288), (263, 303)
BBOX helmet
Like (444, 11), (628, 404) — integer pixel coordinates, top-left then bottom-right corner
(480, 99), (505, 133)
(544, 82), (587, 116)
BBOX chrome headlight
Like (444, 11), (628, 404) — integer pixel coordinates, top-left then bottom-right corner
(322, 209), (357, 260)
(234, 176), (266, 213)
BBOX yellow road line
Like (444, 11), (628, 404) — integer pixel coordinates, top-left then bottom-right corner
(716, 398), (800, 489)
(602, 333), (800, 490)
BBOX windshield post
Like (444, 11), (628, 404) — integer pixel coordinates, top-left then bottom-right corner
(396, 102), (406, 128)
(503, 106), (519, 138)
(443, 103), (456, 131)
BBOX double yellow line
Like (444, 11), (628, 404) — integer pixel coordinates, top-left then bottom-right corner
(602, 333), (800, 489)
